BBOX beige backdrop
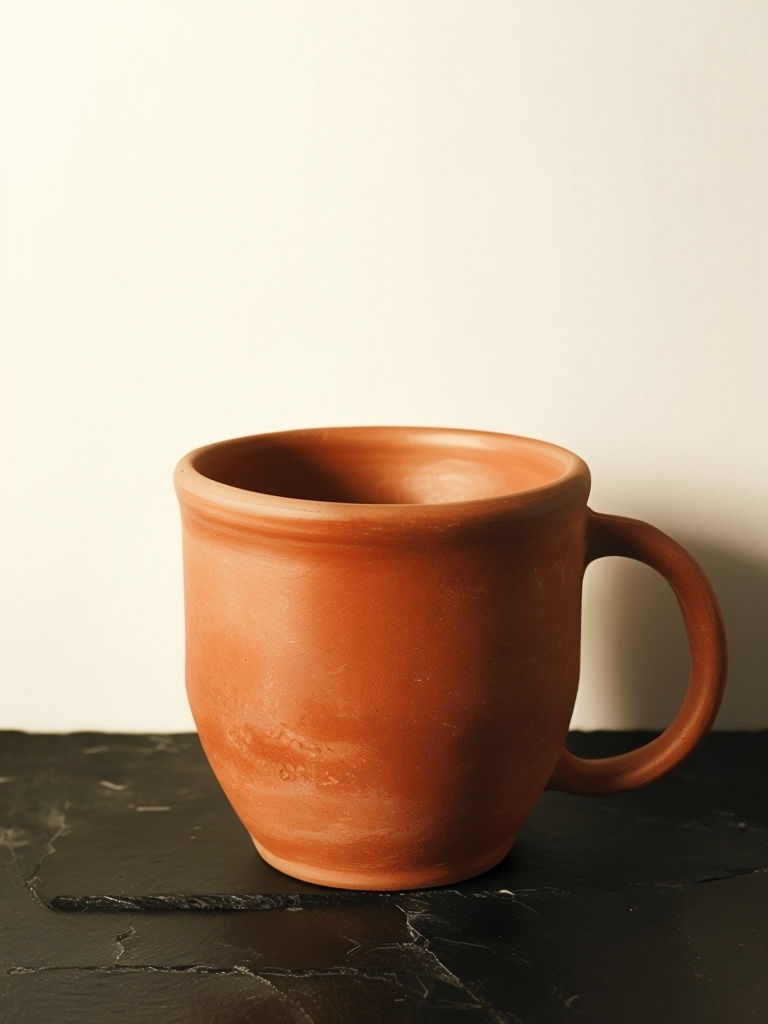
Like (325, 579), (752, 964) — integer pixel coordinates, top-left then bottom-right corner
(1, 1), (765, 730)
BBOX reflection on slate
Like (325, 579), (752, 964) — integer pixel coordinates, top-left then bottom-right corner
(1, 731), (767, 1024)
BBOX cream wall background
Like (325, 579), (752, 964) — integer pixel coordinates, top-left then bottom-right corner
(1, 1), (766, 732)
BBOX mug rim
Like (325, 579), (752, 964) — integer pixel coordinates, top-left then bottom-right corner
(174, 426), (591, 534)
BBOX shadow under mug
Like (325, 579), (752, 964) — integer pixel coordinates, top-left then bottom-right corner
(174, 427), (726, 890)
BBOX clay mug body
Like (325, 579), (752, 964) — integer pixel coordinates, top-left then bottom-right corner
(174, 427), (726, 890)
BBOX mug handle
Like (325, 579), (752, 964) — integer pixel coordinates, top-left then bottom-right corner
(549, 511), (727, 795)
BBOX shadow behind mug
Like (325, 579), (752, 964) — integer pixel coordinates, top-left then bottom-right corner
(174, 427), (726, 890)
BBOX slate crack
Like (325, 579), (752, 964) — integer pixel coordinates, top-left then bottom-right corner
(692, 866), (768, 884)
(7, 959), (517, 1021)
(395, 899), (513, 1020)
(6, 963), (467, 984)
(246, 972), (316, 1024)
(638, 865), (768, 891)
(7, 965), (268, 977)
(113, 927), (136, 967)
(23, 805), (70, 903)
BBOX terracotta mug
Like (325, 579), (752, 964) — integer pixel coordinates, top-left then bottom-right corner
(174, 427), (726, 890)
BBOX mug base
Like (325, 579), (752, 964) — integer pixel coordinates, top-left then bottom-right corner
(251, 836), (513, 891)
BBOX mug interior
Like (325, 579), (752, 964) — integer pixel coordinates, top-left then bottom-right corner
(189, 428), (581, 506)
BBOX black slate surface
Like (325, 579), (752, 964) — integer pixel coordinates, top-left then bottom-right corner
(1, 731), (766, 1023)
